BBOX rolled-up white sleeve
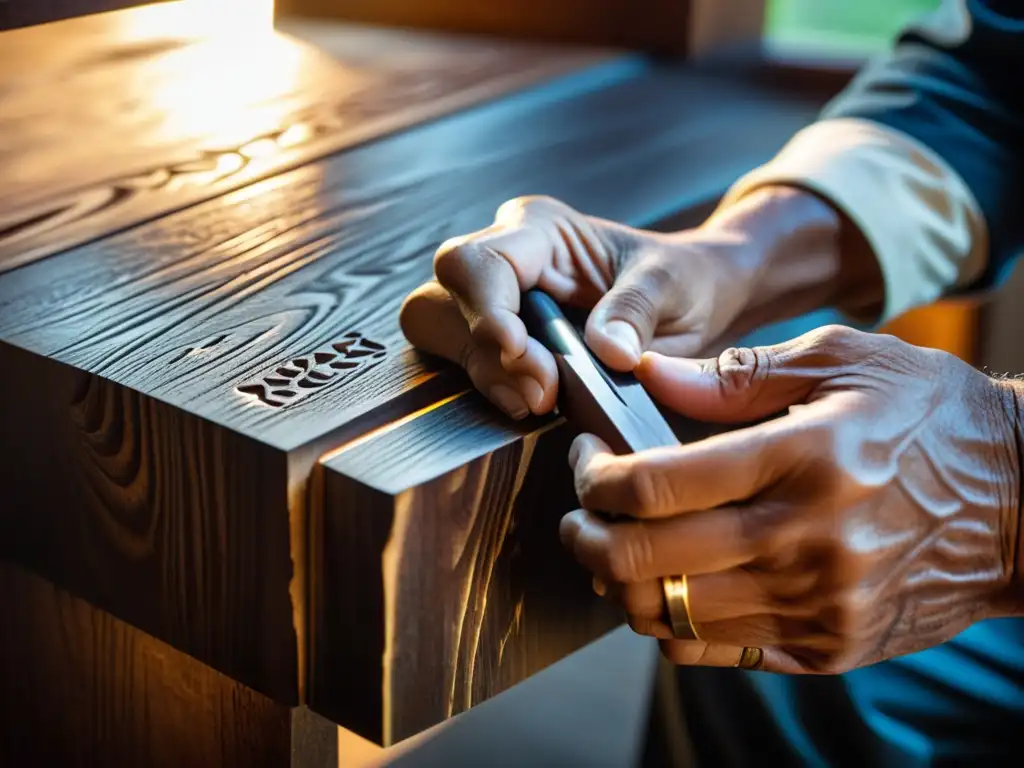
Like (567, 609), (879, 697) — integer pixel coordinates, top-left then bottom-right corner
(718, 116), (989, 324)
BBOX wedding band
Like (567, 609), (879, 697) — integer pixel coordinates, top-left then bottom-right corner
(661, 574), (700, 641)
(736, 646), (765, 670)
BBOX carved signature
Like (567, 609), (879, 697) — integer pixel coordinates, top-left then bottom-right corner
(237, 332), (386, 408)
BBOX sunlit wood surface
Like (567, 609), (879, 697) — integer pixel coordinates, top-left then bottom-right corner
(0, 1), (610, 273)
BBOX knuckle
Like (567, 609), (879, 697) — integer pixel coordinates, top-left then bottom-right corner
(605, 524), (654, 583)
(608, 282), (660, 326)
(800, 324), (871, 363)
(708, 346), (768, 399)
(496, 194), (567, 223)
(813, 323), (863, 347)
(821, 587), (870, 637)
(432, 237), (475, 282)
(574, 454), (613, 511)
(433, 238), (513, 291)
(626, 462), (672, 517)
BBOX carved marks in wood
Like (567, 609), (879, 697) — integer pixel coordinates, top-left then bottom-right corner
(238, 332), (386, 408)
(0, 69), (822, 457)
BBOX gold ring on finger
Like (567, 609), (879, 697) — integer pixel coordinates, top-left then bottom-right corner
(661, 574), (701, 641)
(736, 646), (765, 671)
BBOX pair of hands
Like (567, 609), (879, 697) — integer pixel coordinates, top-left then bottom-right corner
(400, 194), (1023, 674)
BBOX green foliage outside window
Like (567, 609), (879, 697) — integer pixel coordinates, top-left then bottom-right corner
(766, 0), (942, 55)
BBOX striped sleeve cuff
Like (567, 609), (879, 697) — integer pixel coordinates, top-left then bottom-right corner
(718, 117), (989, 324)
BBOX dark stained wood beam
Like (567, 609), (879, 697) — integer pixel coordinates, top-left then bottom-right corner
(310, 391), (620, 744)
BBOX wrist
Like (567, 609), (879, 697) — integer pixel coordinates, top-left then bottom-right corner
(993, 377), (1024, 613)
(695, 185), (885, 336)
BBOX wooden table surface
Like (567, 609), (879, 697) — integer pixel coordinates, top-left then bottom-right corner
(0, 4), (839, 762)
(0, 1), (610, 273)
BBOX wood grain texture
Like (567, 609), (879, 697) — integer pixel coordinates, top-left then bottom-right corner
(0, 67), (823, 452)
(0, 344), (302, 704)
(0, 560), (344, 768)
(310, 390), (622, 745)
(0, 2), (610, 272)
(0, 64), (827, 718)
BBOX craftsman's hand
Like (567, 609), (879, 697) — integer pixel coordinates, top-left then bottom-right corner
(561, 325), (1024, 673)
(399, 195), (764, 420)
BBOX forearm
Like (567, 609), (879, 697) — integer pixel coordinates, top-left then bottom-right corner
(692, 185), (885, 337)
(696, 1), (1024, 334)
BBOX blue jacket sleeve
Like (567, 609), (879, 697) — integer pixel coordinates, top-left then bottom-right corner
(822, 0), (1024, 290)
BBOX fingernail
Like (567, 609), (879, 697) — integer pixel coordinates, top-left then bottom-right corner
(489, 385), (529, 419)
(603, 321), (641, 363)
(592, 576), (607, 597)
(517, 376), (544, 412)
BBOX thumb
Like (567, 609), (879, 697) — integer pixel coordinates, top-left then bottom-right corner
(584, 257), (686, 371)
(634, 345), (827, 423)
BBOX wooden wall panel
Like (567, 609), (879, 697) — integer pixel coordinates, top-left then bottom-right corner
(0, 3), (610, 272)
(310, 391), (621, 745)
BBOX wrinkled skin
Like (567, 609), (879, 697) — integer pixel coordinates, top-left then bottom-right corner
(400, 192), (1024, 673)
(400, 195), (756, 420)
(562, 326), (1022, 673)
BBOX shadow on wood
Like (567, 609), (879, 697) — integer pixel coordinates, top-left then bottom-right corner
(0, 560), (342, 768)
(0, 345), (303, 703)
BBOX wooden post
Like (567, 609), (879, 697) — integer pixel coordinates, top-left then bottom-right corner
(275, 0), (768, 58)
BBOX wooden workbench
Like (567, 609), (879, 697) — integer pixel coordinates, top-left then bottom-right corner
(0, 4), (842, 765)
